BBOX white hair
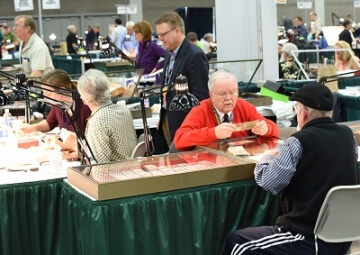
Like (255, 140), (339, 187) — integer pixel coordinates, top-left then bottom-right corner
(67, 24), (76, 32)
(126, 21), (135, 28)
(208, 70), (237, 91)
(78, 69), (111, 105)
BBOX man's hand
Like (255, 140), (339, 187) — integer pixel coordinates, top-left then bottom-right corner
(215, 123), (236, 139)
(251, 120), (269, 136)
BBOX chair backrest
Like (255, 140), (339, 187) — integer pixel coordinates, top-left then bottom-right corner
(314, 185), (360, 243)
(169, 141), (182, 154)
(131, 141), (146, 158)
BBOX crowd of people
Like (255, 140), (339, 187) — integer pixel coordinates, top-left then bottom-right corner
(277, 11), (360, 81)
(1, 11), (359, 255)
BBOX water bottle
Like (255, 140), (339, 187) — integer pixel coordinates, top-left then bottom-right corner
(3, 109), (12, 127)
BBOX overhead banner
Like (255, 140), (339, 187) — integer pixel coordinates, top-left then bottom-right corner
(14, 0), (34, 11)
(42, 0), (60, 9)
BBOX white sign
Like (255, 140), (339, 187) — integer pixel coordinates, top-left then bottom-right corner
(42, 0), (60, 9)
(117, 5), (127, 14)
(297, 1), (312, 9)
(14, 0), (34, 11)
(116, 4), (137, 14)
(355, 0), (360, 8)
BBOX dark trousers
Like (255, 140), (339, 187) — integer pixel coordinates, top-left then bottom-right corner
(224, 225), (351, 255)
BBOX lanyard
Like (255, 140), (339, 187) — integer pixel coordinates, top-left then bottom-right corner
(212, 104), (232, 125)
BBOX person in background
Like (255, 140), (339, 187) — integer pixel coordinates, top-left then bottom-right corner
(118, 21), (138, 60)
(293, 16), (307, 41)
(110, 18), (126, 44)
(279, 42), (306, 80)
(200, 33), (214, 54)
(224, 82), (357, 255)
(174, 70), (279, 150)
(21, 69), (91, 134)
(309, 11), (322, 40)
(66, 24), (78, 54)
(280, 16), (294, 31)
(339, 19), (355, 50)
(334, 40), (360, 71)
(155, 11), (209, 146)
(186, 32), (204, 51)
(133, 20), (166, 75)
(13, 15), (54, 78)
(86, 24), (100, 51)
(77, 69), (137, 163)
(1, 23), (19, 59)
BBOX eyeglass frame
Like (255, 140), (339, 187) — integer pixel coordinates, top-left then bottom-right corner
(292, 103), (310, 114)
(157, 27), (177, 39)
(13, 24), (26, 28)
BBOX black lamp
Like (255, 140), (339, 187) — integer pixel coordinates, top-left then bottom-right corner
(168, 74), (200, 111)
(99, 38), (136, 66)
(139, 74), (200, 156)
(10, 73), (97, 165)
(0, 71), (15, 106)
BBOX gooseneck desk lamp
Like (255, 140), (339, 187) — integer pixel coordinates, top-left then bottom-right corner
(6, 72), (97, 165)
(99, 38), (136, 66)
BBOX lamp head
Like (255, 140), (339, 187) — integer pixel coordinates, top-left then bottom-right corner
(49, 33), (57, 41)
(168, 74), (200, 111)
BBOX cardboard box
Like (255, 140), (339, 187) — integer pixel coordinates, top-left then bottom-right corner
(67, 149), (255, 200)
(239, 92), (273, 106)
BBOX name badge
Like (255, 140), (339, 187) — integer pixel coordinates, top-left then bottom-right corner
(21, 57), (30, 63)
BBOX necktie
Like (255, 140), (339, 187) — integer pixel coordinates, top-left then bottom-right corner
(223, 113), (230, 123)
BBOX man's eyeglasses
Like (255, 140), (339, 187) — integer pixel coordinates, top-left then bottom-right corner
(292, 104), (309, 114)
(158, 27), (177, 39)
(13, 24), (25, 28)
(212, 90), (238, 99)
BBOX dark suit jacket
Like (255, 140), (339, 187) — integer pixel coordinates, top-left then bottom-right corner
(339, 29), (353, 49)
(160, 38), (209, 139)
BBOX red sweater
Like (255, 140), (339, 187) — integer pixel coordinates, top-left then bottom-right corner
(174, 98), (279, 150)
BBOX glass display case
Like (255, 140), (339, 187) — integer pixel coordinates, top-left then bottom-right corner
(200, 136), (282, 160)
(67, 148), (255, 200)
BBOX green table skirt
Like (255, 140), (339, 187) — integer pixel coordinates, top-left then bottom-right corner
(339, 94), (360, 121)
(0, 178), (63, 255)
(57, 180), (280, 255)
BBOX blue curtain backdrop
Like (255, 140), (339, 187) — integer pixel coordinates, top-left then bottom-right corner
(175, 7), (213, 40)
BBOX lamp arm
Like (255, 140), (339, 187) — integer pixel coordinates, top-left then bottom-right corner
(242, 59), (263, 94)
(108, 41), (136, 66)
(319, 70), (359, 84)
(139, 90), (154, 156)
(0, 71), (16, 82)
(12, 75), (97, 164)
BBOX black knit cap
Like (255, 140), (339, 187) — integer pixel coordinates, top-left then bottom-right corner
(290, 82), (333, 111)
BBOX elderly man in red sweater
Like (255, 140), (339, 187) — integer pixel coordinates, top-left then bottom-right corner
(174, 70), (279, 150)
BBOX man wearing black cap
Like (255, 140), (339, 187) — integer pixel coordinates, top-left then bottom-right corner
(224, 82), (358, 255)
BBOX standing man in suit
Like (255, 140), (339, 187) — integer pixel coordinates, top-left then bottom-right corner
(155, 12), (209, 146)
